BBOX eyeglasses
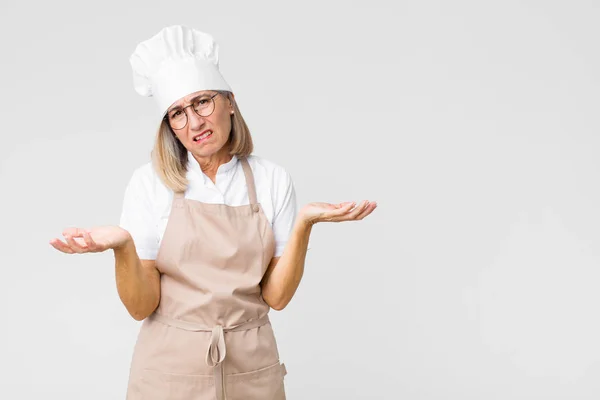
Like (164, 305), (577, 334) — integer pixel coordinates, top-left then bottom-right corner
(164, 92), (221, 130)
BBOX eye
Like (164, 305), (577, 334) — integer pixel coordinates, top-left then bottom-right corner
(170, 110), (182, 118)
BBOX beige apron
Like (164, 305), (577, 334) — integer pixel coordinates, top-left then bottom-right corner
(125, 157), (287, 400)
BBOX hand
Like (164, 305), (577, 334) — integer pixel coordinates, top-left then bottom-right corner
(299, 200), (377, 226)
(49, 225), (132, 254)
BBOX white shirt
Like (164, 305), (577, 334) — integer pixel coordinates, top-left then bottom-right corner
(119, 152), (302, 260)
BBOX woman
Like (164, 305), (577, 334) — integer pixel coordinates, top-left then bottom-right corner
(49, 25), (377, 399)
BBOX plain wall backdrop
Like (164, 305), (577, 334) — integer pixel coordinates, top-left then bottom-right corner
(1, 0), (599, 399)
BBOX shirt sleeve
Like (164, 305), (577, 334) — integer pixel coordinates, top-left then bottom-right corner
(271, 167), (311, 257)
(118, 167), (160, 260)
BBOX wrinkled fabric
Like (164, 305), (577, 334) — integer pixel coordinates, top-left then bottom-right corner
(130, 25), (232, 117)
(125, 157), (287, 399)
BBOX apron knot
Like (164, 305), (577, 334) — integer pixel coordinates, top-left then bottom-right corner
(149, 313), (271, 400)
(206, 325), (227, 400)
(206, 325), (226, 367)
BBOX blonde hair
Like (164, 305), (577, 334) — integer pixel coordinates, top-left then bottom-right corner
(150, 91), (253, 192)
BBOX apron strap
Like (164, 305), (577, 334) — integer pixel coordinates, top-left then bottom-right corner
(240, 157), (259, 211)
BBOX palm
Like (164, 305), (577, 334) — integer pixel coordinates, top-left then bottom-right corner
(49, 225), (131, 254)
(302, 202), (345, 220)
(82, 226), (130, 250)
(300, 200), (377, 224)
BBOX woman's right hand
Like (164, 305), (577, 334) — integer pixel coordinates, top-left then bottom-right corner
(49, 226), (132, 254)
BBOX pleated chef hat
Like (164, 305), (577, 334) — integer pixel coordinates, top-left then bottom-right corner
(129, 25), (232, 117)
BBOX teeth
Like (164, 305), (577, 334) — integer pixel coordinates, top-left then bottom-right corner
(194, 131), (212, 141)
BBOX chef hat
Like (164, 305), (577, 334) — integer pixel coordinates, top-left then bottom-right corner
(129, 25), (232, 117)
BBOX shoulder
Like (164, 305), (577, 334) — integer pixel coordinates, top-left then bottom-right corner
(129, 162), (155, 182)
(125, 161), (170, 200)
(245, 154), (293, 187)
(127, 162), (155, 190)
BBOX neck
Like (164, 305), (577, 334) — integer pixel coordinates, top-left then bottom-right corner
(192, 145), (233, 178)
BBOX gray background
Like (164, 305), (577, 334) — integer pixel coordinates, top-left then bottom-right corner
(1, 0), (599, 399)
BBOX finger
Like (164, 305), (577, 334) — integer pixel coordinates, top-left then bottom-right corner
(337, 202), (354, 209)
(62, 227), (85, 238)
(81, 230), (99, 252)
(354, 201), (377, 220)
(328, 202), (355, 217)
(49, 238), (75, 254)
(330, 200), (368, 222)
(315, 202), (354, 223)
(346, 200), (370, 220)
(63, 233), (88, 254)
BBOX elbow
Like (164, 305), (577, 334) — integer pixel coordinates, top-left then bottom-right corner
(262, 282), (295, 311)
(264, 294), (290, 311)
(128, 298), (160, 321)
(130, 312), (147, 321)
(270, 302), (287, 311)
(129, 307), (153, 321)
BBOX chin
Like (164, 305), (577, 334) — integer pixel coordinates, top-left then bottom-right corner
(189, 142), (227, 157)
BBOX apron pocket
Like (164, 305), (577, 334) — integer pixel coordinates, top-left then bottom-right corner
(226, 362), (287, 400)
(131, 368), (214, 400)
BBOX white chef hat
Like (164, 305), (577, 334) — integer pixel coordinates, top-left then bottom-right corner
(129, 25), (232, 118)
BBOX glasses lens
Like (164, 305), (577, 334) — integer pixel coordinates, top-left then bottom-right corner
(194, 97), (215, 117)
(169, 111), (187, 130)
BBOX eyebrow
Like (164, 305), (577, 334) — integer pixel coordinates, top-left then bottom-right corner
(168, 93), (213, 114)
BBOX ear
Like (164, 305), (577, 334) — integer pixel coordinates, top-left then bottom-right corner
(228, 92), (235, 113)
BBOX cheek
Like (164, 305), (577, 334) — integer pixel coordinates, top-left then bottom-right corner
(212, 113), (232, 137)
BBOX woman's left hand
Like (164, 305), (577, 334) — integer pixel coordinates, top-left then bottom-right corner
(299, 200), (377, 226)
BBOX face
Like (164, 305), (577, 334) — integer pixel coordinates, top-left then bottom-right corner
(165, 90), (235, 159)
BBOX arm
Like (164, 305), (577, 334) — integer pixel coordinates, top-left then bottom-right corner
(114, 166), (162, 320)
(114, 236), (161, 321)
(260, 200), (377, 311)
(260, 218), (312, 311)
(50, 225), (161, 321)
(50, 166), (163, 321)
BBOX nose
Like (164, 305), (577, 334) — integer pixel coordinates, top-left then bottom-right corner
(186, 107), (206, 130)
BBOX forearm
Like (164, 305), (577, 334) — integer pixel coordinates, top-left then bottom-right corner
(114, 239), (160, 320)
(262, 218), (312, 310)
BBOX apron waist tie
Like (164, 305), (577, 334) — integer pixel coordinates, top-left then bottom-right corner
(149, 313), (270, 400)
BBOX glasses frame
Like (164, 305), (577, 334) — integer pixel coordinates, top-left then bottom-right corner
(164, 92), (221, 130)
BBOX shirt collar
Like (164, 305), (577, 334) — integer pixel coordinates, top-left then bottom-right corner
(186, 151), (239, 185)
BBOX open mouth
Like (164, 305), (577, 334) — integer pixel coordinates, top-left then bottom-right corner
(193, 130), (212, 142)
